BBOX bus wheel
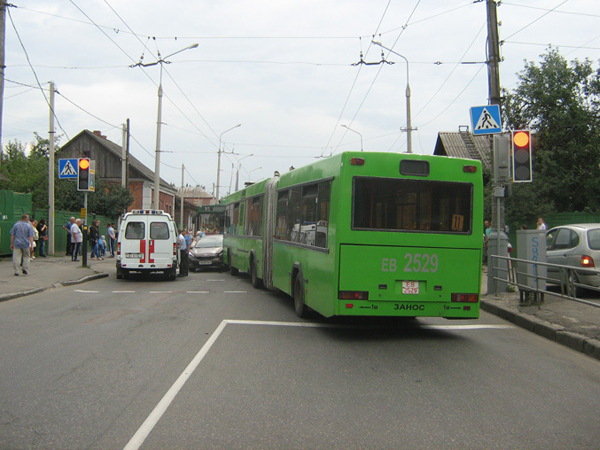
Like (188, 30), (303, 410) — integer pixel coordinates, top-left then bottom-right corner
(228, 249), (239, 275)
(293, 275), (310, 319)
(251, 259), (263, 289)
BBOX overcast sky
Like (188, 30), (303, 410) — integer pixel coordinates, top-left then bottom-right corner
(2, 0), (599, 196)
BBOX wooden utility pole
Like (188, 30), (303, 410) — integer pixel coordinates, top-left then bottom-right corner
(486, 0), (502, 105)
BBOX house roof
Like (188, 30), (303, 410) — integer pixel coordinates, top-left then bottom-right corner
(60, 130), (177, 194)
(433, 131), (492, 171)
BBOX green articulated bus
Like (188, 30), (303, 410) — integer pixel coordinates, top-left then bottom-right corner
(223, 151), (483, 319)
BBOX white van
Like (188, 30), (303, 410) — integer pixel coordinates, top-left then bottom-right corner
(116, 210), (179, 280)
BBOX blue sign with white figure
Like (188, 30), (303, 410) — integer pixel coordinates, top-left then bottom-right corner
(58, 158), (79, 179)
(470, 105), (502, 135)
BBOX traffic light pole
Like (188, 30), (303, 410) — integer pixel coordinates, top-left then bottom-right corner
(82, 192), (88, 267)
(488, 134), (510, 295)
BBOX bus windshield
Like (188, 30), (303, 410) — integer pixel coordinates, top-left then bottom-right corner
(352, 177), (473, 234)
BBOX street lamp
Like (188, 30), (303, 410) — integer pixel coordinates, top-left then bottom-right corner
(341, 124), (363, 151)
(248, 167), (262, 182)
(216, 124), (241, 201)
(235, 153), (253, 191)
(372, 41), (413, 153)
(132, 43), (199, 209)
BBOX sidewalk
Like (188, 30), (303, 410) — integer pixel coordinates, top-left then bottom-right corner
(1, 255), (599, 360)
(0, 254), (112, 301)
(481, 271), (600, 361)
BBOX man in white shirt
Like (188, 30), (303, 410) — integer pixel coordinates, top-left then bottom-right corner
(177, 229), (189, 277)
(71, 219), (83, 261)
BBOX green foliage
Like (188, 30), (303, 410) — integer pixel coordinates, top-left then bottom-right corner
(55, 178), (133, 217)
(502, 48), (600, 221)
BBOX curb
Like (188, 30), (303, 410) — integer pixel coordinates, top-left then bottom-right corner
(0, 272), (109, 303)
(481, 298), (600, 362)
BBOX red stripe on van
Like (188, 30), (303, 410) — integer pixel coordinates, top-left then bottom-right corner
(149, 240), (155, 263)
(140, 239), (146, 263)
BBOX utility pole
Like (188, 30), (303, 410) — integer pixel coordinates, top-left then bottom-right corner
(48, 82), (55, 255)
(0, 0), (6, 172)
(487, 0), (501, 105)
(485, 0), (509, 294)
(180, 164), (184, 231)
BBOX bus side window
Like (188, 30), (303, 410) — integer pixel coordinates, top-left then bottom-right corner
(276, 191), (288, 240)
(315, 181), (331, 248)
(287, 188), (302, 242)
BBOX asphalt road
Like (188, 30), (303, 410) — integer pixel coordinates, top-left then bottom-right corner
(0, 269), (599, 449)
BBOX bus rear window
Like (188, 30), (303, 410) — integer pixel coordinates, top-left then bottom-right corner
(352, 177), (472, 234)
(125, 222), (145, 239)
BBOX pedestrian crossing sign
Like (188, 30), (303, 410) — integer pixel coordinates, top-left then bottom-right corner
(58, 158), (79, 179)
(470, 105), (502, 135)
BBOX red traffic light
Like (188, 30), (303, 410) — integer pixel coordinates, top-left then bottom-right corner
(513, 131), (530, 148)
(512, 130), (532, 182)
(79, 158), (90, 170)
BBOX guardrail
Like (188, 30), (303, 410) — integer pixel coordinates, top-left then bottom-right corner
(489, 254), (600, 308)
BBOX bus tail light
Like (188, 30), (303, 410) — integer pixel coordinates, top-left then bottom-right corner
(463, 165), (478, 173)
(581, 255), (595, 268)
(451, 293), (479, 303)
(350, 157), (365, 166)
(339, 291), (369, 300)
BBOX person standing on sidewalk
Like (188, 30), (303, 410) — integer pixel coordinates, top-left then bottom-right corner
(63, 217), (75, 256)
(37, 218), (48, 257)
(177, 228), (189, 277)
(107, 222), (116, 257)
(71, 219), (83, 261)
(89, 219), (102, 260)
(10, 214), (35, 276)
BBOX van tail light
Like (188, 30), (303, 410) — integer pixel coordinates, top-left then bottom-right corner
(451, 293), (479, 303)
(581, 255), (595, 268)
(173, 243), (178, 256)
(117, 242), (121, 256)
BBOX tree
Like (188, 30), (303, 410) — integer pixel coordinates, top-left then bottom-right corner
(502, 48), (600, 223)
(55, 178), (133, 217)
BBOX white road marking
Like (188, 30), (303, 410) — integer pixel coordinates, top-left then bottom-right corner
(224, 290), (247, 294)
(74, 290), (98, 293)
(123, 319), (513, 449)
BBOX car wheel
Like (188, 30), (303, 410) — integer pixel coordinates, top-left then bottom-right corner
(116, 267), (123, 280)
(293, 273), (310, 319)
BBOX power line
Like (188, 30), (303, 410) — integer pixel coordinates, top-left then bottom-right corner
(6, 6), (69, 140)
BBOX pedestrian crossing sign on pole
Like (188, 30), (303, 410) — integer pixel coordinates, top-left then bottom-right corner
(58, 158), (79, 179)
(470, 105), (502, 135)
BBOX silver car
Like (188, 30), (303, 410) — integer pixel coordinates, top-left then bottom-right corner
(546, 224), (600, 293)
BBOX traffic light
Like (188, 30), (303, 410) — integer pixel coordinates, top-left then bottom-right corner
(77, 158), (90, 191)
(511, 130), (532, 182)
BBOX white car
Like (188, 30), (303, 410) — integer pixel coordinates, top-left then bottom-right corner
(546, 224), (600, 294)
